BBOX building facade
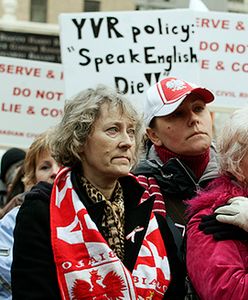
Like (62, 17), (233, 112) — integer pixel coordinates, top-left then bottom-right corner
(136, 0), (248, 12)
(0, 0), (136, 24)
(0, 0), (247, 25)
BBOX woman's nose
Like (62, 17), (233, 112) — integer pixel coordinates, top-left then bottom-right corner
(119, 132), (133, 148)
(188, 112), (200, 126)
(51, 164), (59, 179)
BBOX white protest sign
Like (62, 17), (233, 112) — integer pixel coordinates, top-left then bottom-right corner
(0, 56), (64, 149)
(59, 9), (198, 111)
(59, 9), (248, 112)
(195, 11), (248, 111)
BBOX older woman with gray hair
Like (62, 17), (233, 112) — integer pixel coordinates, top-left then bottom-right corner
(11, 85), (183, 299)
(186, 107), (248, 300)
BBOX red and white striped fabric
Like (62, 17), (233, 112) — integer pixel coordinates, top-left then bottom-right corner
(137, 175), (166, 218)
(50, 167), (170, 299)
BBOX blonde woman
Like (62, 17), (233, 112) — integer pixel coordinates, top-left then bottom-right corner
(11, 85), (183, 299)
(0, 130), (59, 299)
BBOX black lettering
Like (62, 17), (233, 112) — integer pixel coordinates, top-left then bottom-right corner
(117, 54), (125, 63)
(78, 48), (91, 66)
(107, 17), (123, 38)
(181, 25), (190, 42)
(129, 49), (140, 63)
(90, 18), (104, 38)
(131, 26), (140, 43)
(114, 76), (128, 93)
(165, 55), (172, 71)
(189, 47), (198, 62)
(144, 47), (156, 63)
(72, 18), (86, 39)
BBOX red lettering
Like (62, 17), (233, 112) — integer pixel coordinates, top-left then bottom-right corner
(199, 41), (219, 52)
(232, 62), (248, 72)
(200, 60), (209, 70)
(1, 103), (21, 113)
(225, 43), (248, 54)
(198, 18), (229, 29)
(0, 64), (41, 77)
(36, 90), (63, 101)
(13, 87), (31, 97)
(240, 93), (248, 98)
(149, 279), (157, 285)
(109, 251), (117, 258)
(98, 253), (106, 261)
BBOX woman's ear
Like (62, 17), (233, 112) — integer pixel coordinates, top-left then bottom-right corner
(146, 127), (163, 147)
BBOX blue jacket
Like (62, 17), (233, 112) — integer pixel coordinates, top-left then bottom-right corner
(0, 206), (20, 300)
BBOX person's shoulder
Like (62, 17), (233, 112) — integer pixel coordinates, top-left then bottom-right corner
(133, 158), (153, 175)
(19, 181), (52, 216)
(25, 181), (53, 202)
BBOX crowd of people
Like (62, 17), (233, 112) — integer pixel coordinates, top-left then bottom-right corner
(0, 76), (247, 299)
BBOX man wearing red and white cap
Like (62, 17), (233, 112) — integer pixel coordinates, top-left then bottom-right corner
(134, 75), (219, 239)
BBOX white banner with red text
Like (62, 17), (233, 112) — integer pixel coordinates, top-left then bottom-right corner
(0, 56), (64, 149)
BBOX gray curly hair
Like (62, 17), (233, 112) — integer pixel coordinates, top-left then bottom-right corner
(49, 85), (144, 168)
(217, 106), (248, 181)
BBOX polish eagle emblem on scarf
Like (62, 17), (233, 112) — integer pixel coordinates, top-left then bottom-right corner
(71, 269), (127, 299)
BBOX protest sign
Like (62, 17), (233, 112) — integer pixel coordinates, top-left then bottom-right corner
(0, 56), (64, 149)
(195, 11), (248, 111)
(59, 9), (248, 112)
(59, 9), (198, 110)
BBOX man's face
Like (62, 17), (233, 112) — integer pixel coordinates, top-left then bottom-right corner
(147, 94), (213, 156)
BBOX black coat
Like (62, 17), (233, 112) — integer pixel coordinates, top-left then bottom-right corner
(11, 170), (185, 299)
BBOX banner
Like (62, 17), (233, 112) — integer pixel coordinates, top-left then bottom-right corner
(195, 11), (248, 110)
(59, 9), (198, 111)
(0, 56), (64, 149)
(59, 9), (248, 111)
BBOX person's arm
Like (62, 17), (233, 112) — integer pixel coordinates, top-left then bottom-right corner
(11, 196), (60, 299)
(198, 196), (248, 241)
(187, 210), (248, 300)
(215, 196), (248, 232)
(0, 207), (19, 298)
(0, 194), (24, 219)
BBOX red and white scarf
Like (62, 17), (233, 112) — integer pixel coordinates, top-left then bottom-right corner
(50, 167), (171, 299)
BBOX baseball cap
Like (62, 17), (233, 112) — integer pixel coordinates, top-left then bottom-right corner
(144, 77), (215, 126)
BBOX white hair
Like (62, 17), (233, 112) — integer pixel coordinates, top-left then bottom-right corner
(217, 106), (248, 180)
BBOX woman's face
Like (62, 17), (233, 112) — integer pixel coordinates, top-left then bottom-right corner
(147, 94), (213, 156)
(35, 150), (60, 184)
(81, 103), (136, 185)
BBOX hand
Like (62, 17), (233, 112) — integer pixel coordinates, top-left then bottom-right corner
(199, 213), (248, 241)
(215, 196), (248, 232)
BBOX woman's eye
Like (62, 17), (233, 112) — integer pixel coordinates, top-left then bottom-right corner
(40, 165), (50, 171)
(107, 127), (118, 133)
(127, 129), (135, 137)
(194, 106), (205, 113)
(171, 111), (183, 118)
